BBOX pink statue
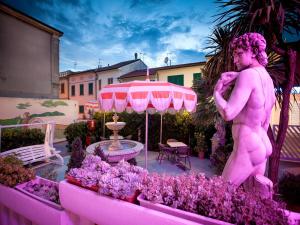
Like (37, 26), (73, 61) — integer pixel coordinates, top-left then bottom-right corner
(213, 33), (276, 187)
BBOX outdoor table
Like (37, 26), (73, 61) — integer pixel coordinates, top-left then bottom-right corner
(166, 141), (189, 170)
(167, 141), (187, 148)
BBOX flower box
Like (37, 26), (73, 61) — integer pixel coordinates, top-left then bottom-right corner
(65, 175), (139, 203)
(137, 194), (231, 225)
(66, 174), (99, 192)
(15, 176), (63, 210)
(59, 180), (202, 225)
(0, 183), (69, 225)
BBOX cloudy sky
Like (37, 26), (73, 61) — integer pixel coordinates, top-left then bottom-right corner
(3, 0), (220, 71)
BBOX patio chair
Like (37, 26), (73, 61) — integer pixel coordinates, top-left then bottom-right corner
(157, 143), (176, 164)
(175, 146), (191, 170)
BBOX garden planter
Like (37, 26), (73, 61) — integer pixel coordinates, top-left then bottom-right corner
(59, 180), (201, 225)
(66, 174), (99, 192)
(138, 194), (300, 225)
(137, 194), (231, 225)
(65, 175), (139, 203)
(15, 176), (62, 210)
(0, 183), (70, 225)
(198, 151), (205, 159)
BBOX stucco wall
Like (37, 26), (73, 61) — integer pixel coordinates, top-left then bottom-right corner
(157, 65), (204, 87)
(0, 97), (78, 125)
(0, 11), (60, 98)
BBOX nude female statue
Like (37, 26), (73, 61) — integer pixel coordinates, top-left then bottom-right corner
(213, 33), (276, 186)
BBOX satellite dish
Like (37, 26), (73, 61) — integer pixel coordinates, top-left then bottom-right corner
(164, 57), (169, 64)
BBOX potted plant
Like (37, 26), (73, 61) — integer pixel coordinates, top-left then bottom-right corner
(194, 132), (207, 159)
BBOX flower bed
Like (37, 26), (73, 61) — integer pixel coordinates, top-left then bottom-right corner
(66, 155), (147, 203)
(140, 173), (290, 225)
(15, 176), (62, 210)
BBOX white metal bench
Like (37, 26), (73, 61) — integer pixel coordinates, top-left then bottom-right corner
(0, 122), (64, 166)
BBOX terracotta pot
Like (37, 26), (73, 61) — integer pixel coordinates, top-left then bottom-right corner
(198, 151), (205, 159)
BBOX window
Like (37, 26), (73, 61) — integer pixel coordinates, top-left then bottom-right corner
(79, 105), (84, 113)
(88, 83), (93, 95)
(108, 78), (113, 84)
(71, 85), (75, 96)
(98, 79), (102, 90)
(80, 84), (84, 95)
(167, 75), (184, 86)
(60, 83), (65, 94)
(193, 73), (202, 81)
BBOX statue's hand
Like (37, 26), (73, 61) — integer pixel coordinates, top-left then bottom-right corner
(214, 79), (223, 93)
(221, 71), (238, 86)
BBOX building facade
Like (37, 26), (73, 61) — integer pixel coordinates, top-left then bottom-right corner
(119, 61), (206, 87)
(59, 59), (147, 118)
(0, 2), (63, 99)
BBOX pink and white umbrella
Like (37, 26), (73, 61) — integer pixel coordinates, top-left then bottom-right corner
(99, 81), (196, 113)
(84, 100), (99, 112)
(98, 71), (197, 168)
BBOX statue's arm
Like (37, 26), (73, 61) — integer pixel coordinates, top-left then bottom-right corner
(214, 70), (253, 121)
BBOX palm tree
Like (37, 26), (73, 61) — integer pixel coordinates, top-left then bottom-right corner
(204, 0), (300, 187)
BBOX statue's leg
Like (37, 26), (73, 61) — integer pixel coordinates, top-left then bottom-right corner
(222, 131), (266, 186)
(222, 142), (253, 186)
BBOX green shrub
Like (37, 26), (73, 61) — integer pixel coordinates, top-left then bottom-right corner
(64, 122), (88, 150)
(279, 172), (300, 204)
(68, 111), (196, 152)
(1, 128), (45, 152)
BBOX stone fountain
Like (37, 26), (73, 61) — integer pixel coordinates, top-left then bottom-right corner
(86, 113), (143, 163)
(105, 113), (126, 151)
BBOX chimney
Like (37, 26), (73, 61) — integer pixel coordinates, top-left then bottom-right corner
(134, 53), (138, 60)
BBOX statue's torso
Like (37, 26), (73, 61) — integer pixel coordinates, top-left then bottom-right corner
(232, 67), (275, 158)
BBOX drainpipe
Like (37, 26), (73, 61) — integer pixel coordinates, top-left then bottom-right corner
(94, 70), (98, 99)
(67, 76), (70, 99)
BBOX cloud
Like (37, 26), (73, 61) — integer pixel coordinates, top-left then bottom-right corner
(4, 0), (217, 71)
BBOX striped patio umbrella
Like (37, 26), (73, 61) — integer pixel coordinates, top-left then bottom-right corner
(98, 71), (197, 168)
(84, 100), (100, 112)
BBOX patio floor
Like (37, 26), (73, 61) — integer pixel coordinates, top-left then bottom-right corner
(34, 141), (215, 182)
(34, 141), (300, 182)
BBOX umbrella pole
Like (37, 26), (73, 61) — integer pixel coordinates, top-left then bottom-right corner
(145, 111), (148, 169)
(103, 112), (106, 138)
(160, 113), (163, 144)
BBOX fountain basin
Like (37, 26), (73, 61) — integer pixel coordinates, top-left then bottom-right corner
(86, 140), (143, 163)
(105, 122), (126, 131)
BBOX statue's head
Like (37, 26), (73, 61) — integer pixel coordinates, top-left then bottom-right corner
(231, 33), (268, 70)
